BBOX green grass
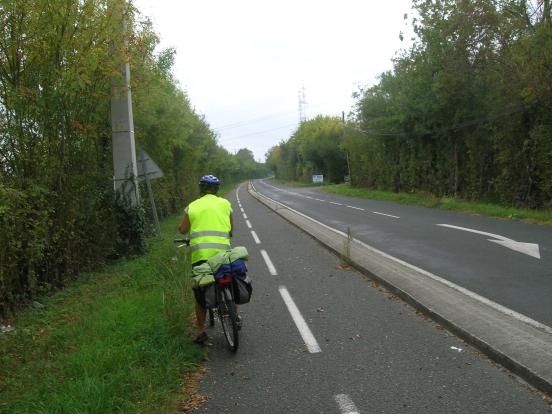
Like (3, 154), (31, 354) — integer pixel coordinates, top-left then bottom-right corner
(320, 183), (552, 225)
(0, 215), (203, 414)
(272, 178), (326, 188)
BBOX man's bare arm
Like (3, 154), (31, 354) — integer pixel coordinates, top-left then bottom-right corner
(179, 214), (190, 234)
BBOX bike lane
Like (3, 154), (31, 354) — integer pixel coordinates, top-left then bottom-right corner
(195, 184), (550, 413)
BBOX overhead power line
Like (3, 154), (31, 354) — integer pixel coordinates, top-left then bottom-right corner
(213, 110), (297, 131)
(219, 122), (299, 143)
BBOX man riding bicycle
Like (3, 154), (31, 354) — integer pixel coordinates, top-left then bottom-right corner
(179, 174), (234, 344)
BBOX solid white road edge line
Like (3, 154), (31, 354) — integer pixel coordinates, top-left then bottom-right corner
(372, 211), (400, 219)
(260, 249), (278, 275)
(335, 394), (360, 414)
(246, 220), (252, 229)
(251, 230), (261, 244)
(278, 286), (322, 354)
(251, 186), (552, 335)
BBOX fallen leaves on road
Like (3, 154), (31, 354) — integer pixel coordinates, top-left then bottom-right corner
(179, 367), (208, 412)
(335, 263), (352, 270)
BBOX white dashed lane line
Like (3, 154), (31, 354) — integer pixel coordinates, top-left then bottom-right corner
(243, 213), (248, 219)
(260, 249), (277, 275)
(372, 211), (400, 219)
(335, 394), (360, 414)
(246, 220), (252, 229)
(260, 181), (402, 219)
(251, 230), (261, 244)
(278, 286), (321, 354)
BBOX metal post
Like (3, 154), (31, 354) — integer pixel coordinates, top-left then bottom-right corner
(140, 151), (161, 237)
(111, 0), (139, 205)
(343, 111), (352, 184)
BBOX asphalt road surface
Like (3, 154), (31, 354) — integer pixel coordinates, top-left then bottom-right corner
(252, 180), (552, 328)
(195, 183), (551, 413)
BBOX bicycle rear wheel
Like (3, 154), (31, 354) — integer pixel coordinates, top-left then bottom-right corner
(208, 308), (215, 327)
(217, 286), (239, 352)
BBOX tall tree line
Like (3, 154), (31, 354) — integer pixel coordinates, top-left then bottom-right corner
(267, 0), (552, 208)
(0, 0), (264, 317)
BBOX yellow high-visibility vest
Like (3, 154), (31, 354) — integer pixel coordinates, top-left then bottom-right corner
(187, 194), (232, 264)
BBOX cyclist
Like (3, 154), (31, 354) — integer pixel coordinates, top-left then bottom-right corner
(179, 174), (233, 344)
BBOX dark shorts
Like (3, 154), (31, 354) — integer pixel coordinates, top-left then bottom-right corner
(192, 260), (209, 308)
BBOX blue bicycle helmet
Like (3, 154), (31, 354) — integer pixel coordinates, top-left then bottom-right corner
(199, 175), (221, 185)
(199, 174), (221, 193)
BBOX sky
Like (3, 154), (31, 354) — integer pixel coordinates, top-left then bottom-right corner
(132, 0), (415, 162)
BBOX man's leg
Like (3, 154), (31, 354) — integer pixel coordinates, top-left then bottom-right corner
(195, 302), (207, 337)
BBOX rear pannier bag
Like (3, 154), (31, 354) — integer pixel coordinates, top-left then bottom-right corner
(232, 275), (252, 304)
(193, 283), (216, 309)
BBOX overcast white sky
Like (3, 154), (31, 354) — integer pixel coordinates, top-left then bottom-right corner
(132, 0), (414, 162)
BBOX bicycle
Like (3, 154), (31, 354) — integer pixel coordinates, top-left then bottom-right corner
(174, 238), (240, 352)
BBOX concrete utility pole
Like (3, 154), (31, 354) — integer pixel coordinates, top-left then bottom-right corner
(111, 0), (139, 205)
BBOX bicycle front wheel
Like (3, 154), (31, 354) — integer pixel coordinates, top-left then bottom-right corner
(217, 286), (239, 352)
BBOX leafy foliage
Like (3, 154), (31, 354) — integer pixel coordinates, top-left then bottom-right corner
(266, 1), (552, 209)
(266, 116), (347, 183)
(0, 0), (265, 316)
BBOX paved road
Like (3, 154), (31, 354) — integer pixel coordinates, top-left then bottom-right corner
(252, 179), (552, 328)
(196, 184), (551, 413)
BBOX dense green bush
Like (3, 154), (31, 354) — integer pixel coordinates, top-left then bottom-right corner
(0, 0), (265, 317)
(267, 1), (552, 208)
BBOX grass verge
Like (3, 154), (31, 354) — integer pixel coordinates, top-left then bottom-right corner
(320, 183), (552, 225)
(272, 178), (326, 188)
(267, 179), (552, 225)
(0, 215), (203, 413)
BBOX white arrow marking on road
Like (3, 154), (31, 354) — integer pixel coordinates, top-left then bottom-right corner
(335, 394), (360, 414)
(437, 224), (541, 259)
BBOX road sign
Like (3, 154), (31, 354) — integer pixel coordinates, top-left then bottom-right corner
(137, 150), (164, 181)
(312, 174), (324, 184)
(138, 150), (163, 237)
